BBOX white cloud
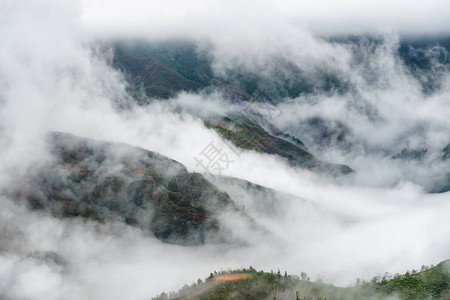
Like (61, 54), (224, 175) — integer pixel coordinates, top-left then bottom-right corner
(0, 0), (450, 299)
(79, 0), (450, 37)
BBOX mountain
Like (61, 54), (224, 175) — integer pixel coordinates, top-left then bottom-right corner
(113, 41), (213, 101)
(112, 40), (349, 104)
(205, 113), (353, 175)
(13, 132), (255, 245)
(152, 260), (450, 300)
(113, 36), (450, 104)
(9, 130), (342, 248)
(110, 37), (450, 182)
(112, 42), (354, 176)
(372, 260), (450, 299)
(213, 175), (305, 218)
(112, 40), (336, 103)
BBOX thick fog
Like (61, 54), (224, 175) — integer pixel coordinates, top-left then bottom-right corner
(80, 0), (450, 36)
(1, 0), (450, 299)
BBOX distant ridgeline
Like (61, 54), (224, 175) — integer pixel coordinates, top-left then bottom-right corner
(152, 260), (450, 300)
(112, 36), (450, 103)
(112, 41), (356, 176)
(203, 113), (352, 176)
(111, 36), (450, 183)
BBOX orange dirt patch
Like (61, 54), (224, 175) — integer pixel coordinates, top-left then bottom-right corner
(182, 273), (252, 299)
(213, 273), (252, 282)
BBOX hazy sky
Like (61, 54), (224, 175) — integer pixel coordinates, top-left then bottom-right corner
(79, 0), (450, 36)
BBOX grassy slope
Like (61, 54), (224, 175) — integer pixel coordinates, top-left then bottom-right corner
(372, 260), (450, 299)
(153, 261), (450, 300)
(153, 269), (349, 300)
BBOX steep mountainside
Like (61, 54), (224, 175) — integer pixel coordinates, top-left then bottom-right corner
(205, 114), (353, 175)
(14, 132), (251, 245)
(113, 41), (213, 100)
(111, 38), (450, 182)
(113, 37), (450, 103)
(112, 41), (355, 175)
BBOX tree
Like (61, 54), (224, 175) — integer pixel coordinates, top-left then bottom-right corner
(301, 272), (308, 281)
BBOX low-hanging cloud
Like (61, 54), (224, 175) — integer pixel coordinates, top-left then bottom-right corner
(1, 0), (450, 299)
(80, 0), (450, 37)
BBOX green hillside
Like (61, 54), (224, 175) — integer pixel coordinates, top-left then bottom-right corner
(371, 260), (450, 299)
(152, 261), (450, 300)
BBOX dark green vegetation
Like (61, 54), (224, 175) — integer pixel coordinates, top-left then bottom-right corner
(16, 132), (247, 245)
(111, 39), (352, 104)
(114, 42), (207, 100)
(153, 261), (450, 300)
(113, 36), (450, 104)
(112, 39), (350, 105)
(371, 260), (450, 299)
(152, 268), (327, 300)
(392, 148), (428, 161)
(113, 40), (300, 103)
(205, 114), (352, 176)
(113, 41), (253, 102)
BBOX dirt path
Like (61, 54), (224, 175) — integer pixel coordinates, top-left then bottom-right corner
(214, 273), (251, 282)
(181, 273), (252, 299)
